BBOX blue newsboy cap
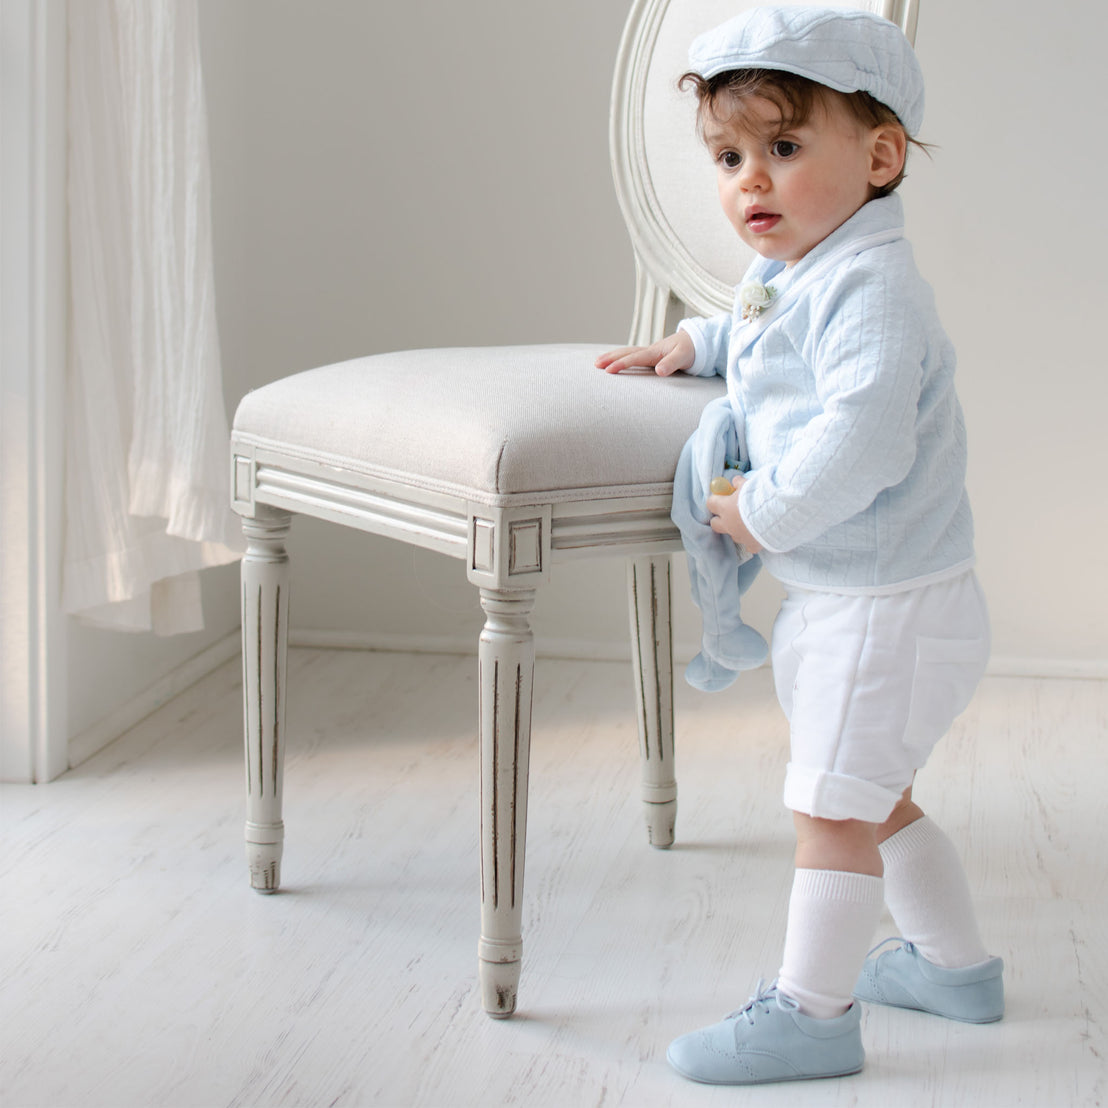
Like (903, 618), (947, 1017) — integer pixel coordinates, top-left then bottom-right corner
(688, 5), (924, 134)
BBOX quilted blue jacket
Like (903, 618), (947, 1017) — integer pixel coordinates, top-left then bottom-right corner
(677, 194), (975, 594)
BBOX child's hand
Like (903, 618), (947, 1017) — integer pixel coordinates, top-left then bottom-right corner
(706, 474), (763, 553)
(595, 331), (696, 376)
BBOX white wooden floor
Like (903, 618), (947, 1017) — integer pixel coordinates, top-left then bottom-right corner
(2, 649), (1105, 1107)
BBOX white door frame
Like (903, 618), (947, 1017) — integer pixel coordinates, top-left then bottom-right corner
(1, 0), (69, 782)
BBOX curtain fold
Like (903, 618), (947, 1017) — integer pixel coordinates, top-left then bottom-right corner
(64, 0), (241, 635)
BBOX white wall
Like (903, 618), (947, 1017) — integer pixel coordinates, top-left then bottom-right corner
(902, 1), (1108, 672)
(64, 570), (240, 756)
(200, 0), (1107, 674)
(198, 0), (650, 656)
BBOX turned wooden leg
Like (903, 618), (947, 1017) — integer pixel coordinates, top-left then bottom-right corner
(240, 508), (292, 893)
(476, 587), (535, 1018)
(627, 556), (677, 848)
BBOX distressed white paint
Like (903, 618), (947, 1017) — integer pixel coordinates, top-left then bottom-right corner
(240, 510), (292, 891)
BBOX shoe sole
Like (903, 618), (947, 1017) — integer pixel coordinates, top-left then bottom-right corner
(666, 1049), (864, 1086)
(854, 990), (1003, 1024)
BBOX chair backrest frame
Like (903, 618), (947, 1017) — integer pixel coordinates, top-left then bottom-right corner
(609, 0), (919, 344)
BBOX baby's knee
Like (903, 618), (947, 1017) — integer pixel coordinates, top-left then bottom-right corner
(792, 811), (882, 875)
(877, 787), (925, 844)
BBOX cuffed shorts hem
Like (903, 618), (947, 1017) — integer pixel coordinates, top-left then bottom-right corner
(783, 762), (904, 823)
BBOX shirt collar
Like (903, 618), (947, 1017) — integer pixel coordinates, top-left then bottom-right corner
(742, 194), (906, 288)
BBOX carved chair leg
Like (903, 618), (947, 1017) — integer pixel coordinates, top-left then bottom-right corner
(476, 587), (536, 1018)
(627, 556), (677, 848)
(240, 509), (292, 892)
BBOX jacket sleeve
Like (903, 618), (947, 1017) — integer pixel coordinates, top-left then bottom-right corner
(738, 264), (926, 553)
(677, 312), (731, 378)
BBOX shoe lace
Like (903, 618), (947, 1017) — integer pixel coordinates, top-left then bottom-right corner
(865, 936), (914, 960)
(726, 979), (799, 1025)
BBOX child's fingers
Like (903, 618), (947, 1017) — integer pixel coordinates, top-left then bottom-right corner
(595, 345), (648, 372)
(598, 334), (694, 375)
(595, 346), (635, 369)
(655, 352), (684, 376)
(597, 353), (635, 374)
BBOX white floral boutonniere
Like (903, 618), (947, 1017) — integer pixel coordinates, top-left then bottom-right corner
(739, 280), (777, 322)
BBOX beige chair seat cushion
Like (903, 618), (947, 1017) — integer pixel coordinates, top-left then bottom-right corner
(233, 343), (725, 505)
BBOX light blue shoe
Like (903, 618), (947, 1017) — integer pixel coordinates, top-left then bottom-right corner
(854, 939), (1004, 1023)
(666, 981), (865, 1086)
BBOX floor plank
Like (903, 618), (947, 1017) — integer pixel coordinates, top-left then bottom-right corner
(1, 651), (1104, 1107)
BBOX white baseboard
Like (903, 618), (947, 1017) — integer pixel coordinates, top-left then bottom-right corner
(289, 628), (641, 663)
(984, 656), (1108, 680)
(289, 629), (476, 656)
(66, 631), (242, 770)
(291, 628), (661, 664)
(289, 630), (1107, 680)
(64, 629), (1105, 774)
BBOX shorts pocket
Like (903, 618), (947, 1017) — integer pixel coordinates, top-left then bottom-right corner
(902, 635), (989, 758)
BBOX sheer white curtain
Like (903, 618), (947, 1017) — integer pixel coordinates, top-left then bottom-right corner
(64, 0), (240, 634)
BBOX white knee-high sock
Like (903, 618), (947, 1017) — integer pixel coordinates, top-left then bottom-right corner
(879, 817), (989, 969)
(777, 868), (885, 1019)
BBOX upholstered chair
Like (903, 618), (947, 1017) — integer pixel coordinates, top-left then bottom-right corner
(230, 0), (919, 1017)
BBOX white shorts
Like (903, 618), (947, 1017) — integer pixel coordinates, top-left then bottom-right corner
(772, 570), (990, 823)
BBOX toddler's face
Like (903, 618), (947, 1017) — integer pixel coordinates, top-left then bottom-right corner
(704, 94), (887, 266)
